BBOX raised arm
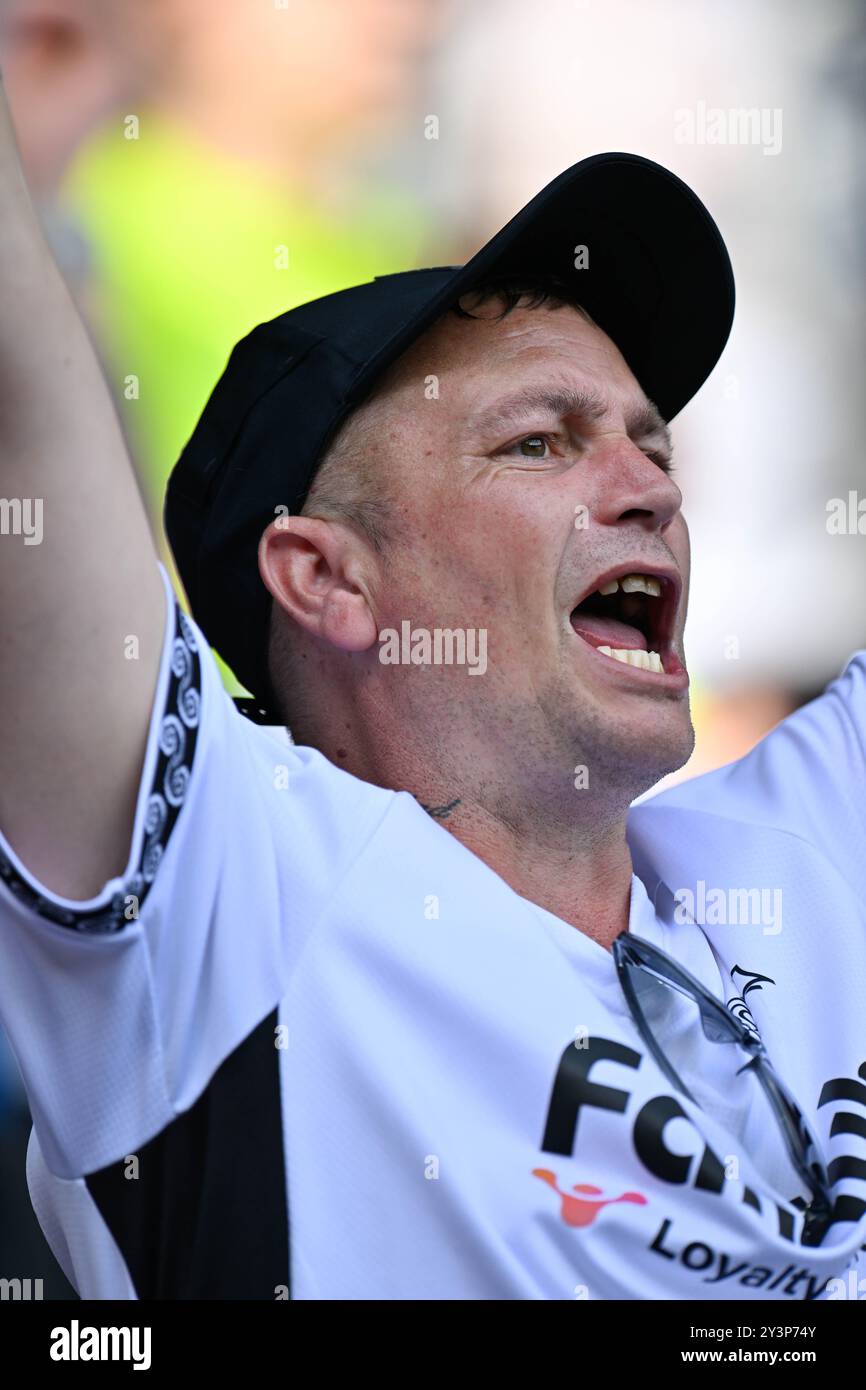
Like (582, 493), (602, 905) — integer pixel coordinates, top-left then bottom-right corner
(0, 75), (165, 898)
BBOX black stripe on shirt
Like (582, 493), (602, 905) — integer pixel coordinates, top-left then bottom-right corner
(85, 1008), (290, 1300)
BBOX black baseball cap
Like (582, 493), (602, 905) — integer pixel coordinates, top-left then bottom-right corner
(165, 151), (735, 712)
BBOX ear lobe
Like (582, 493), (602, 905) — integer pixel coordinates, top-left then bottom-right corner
(258, 515), (379, 654)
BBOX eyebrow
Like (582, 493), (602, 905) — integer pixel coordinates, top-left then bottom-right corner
(470, 385), (672, 454)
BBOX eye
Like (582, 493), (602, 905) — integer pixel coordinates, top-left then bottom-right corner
(503, 433), (554, 459)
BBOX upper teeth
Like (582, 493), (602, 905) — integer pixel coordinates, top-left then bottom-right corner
(599, 573), (662, 597)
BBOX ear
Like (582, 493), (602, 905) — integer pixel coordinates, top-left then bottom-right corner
(258, 515), (379, 653)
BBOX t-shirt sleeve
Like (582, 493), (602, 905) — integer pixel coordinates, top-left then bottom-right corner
(0, 564), (382, 1186)
(634, 650), (866, 895)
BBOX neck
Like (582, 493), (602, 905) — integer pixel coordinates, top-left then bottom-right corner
(313, 708), (636, 952)
(429, 795), (635, 952)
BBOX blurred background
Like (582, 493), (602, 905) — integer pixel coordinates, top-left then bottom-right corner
(0, 0), (864, 1296)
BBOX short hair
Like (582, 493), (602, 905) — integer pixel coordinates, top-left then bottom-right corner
(266, 274), (596, 729)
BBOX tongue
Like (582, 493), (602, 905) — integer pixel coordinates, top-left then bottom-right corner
(570, 614), (648, 650)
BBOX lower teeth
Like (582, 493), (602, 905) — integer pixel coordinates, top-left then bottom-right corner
(596, 645), (663, 673)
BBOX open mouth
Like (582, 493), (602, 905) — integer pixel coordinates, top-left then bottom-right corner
(569, 567), (684, 679)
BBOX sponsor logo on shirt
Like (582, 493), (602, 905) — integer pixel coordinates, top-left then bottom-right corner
(531, 1170), (647, 1227)
(534, 1035), (866, 1255)
(649, 1220), (834, 1300)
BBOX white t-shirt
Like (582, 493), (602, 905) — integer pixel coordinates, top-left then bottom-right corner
(0, 565), (864, 1301)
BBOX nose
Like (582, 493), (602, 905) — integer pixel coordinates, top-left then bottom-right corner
(591, 437), (682, 535)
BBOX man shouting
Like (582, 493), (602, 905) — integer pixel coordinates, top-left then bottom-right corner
(1, 75), (864, 1301)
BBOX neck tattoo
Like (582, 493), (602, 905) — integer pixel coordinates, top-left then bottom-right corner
(416, 797), (461, 820)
